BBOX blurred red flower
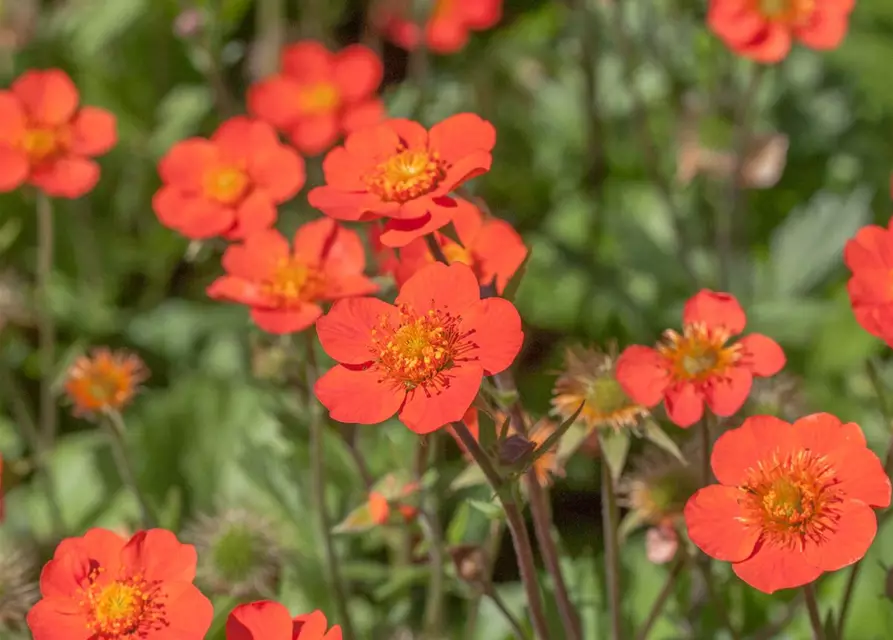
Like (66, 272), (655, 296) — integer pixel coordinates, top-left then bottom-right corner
(308, 114), (495, 248)
(707, 0), (854, 63)
(153, 117), (304, 240)
(27, 528), (212, 640)
(375, 0), (502, 54)
(685, 413), (891, 593)
(248, 40), (384, 156)
(314, 262), (522, 434)
(64, 347), (149, 418)
(207, 219), (378, 334)
(226, 600), (341, 640)
(616, 290), (785, 428)
(0, 68), (116, 197)
(845, 219), (893, 346)
(387, 198), (527, 294)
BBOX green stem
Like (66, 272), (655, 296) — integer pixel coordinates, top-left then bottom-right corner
(635, 554), (685, 640)
(486, 586), (532, 640)
(804, 583), (826, 640)
(452, 420), (552, 640)
(36, 192), (57, 445)
(103, 409), (156, 528)
(601, 457), (623, 640)
(464, 519), (506, 636)
(421, 435), (445, 637)
(304, 334), (357, 640)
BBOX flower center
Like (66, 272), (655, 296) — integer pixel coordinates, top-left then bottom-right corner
(740, 449), (843, 550)
(263, 258), (324, 307)
(433, 0), (454, 18)
(587, 376), (633, 416)
(79, 568), (168, 637)
(657, 323), (741, 382)
(203, 166), (249, 204)
(442, 241), (473, 266)
(754, 0), (813, 22)
(298, 82), (341, 115)
(22, 128), (62, 164)
(370, 303), (476, 389)
(364, 147), (446, 203)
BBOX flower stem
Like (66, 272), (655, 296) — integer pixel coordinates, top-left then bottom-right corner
(804, 583), (826, 640)
(36, 192), (57, 445)
(464, 518), (506, 635)
(601, 455), (623, 640)
(485, 585), (533, 640)
(420, 435), (445, 637)
(452, 420), (552, 640)
(635, 554), (685, 640)
(102, 409), (156, 528)
(304, 334), (357, 640)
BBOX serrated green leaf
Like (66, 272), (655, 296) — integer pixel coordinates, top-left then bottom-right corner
(599, 429), (631, 483)
(642, 420), (687, 465)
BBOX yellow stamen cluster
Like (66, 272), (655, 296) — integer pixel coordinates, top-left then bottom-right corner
(657, 323), (741, 382)
(203, 166), (249, 205)
(78, 567), (168, 637)
(264, 258), (325, 307)
(365, 147), (446, 203)
(755, 0), (813, 23)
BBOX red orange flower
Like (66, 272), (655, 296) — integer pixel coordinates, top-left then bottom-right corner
(845, 219), (893, 346)
(207, 219), (378, 334)
(616, 290), (785, 428)
(153, 117), (304, 240)
(684, 413), (891, 593)
(314, 262), (523, 434)
(375, 0), (502, 54)
(226, 600), (341, 640)
(387, 198), (527, 293)
(27, 528), (212, 640)
(64, 348), (148, 418)
(707, 0), (854, 63)
(249, 40), (384, 156)
(308, 114), (495, 248)
(0, 68), (116, 197)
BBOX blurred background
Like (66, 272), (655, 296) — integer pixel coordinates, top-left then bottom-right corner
(2, 0), (893, 638)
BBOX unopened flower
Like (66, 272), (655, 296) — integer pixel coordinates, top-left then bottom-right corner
(226, 600), (341, 640)
(64, 348), (148, 418)
(707, 0), (854, 63)
(0, 539), (38, 631)
(27, 528), (212, 639)
(375, 0), (503, 54)
(314, 262), (523, 434)
(617, 290), (786, 428)
(308, 113), (496, 248)
(184, 509), (284, 598)
(618, 443), (699, 531)
(0, 68), (117, 197)
(553, 344), (649, 431)
(645, 523), (679, 565)
(685, 413), (892, 593)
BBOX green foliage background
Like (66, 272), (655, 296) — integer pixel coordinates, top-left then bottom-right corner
(2, 0), (893, 638)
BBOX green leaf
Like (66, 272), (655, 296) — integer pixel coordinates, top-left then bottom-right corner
(478, 408), (498, 452)
(446, 501), (471, 545)
(618, 510), (647, 544)
(555, 423), (592, 464)
(598, 429), (631, 483)
(468, 498), (505, 521)
(450, 463), (488, 491)
(641, 420), (687, 465)
(333, 501), (377, 535)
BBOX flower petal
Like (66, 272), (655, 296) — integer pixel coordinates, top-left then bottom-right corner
(333, 45), (383, 102)
(227, 190), (278, 240)
(340, 99), (386, 134)
(399, 363), (484, 434)
(281, 40), (334, 81)
(149, 582), (213, 640)
(684, 485), (760, 562)
(289, 114), (340, 156)
(458, 298), (523, 375)
(0, 147), (29, 192)
(316, 297), (399, 365)
(152, 188), (234, 239)
(0, 91), (26, 145)
(251, 305), (322, 334)
(27, 597), (91, 640)
(69, 107), (117, 157)
(803, 500), (877, 572)
(615, 346), (670, 407)
(120, 529), (197, 582)
(428, 113), (496, 164)
(314, 364), (404, 424)
(248, 76), (303, 129)
(704, 366), (752, 417)
(737, 333), (785, 376)
(732, 539), (822, 594)
(221, 229), (290, 279)
(248, 144), (305, 203)
(12, 69), (78, 126)
(683, 290), (746, 334)
(29, 156), (99, 198)
(213, 117), (280, 166)
(158, 138), (218, 190)
(308, 186), (393, 221)
(207, 276), (274, 308)
(823, 444), (891, 509)
(711, 415), (793, 486)
(378, 204), (454, 248)
(226, 601), (294, 640)
(664, 382), (704, 427)
(396, 262), (480, 314)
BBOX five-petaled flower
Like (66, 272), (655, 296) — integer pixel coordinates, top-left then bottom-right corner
(249, 40), (384, 156)
(314, 262), (523, 434)
(387, 198), (527, 294)
(226, 600), (341, 640)
(0, 68), (116, 197)
(27, 528), (212, 640)
(374, 0), (503, 54)
(308, 114), (496, 248)
(684, 413), (891, 593)
(64, 347), (148, 418)
(707, 0), (854, 63)
(844, 218), (893, 347)
(616, 289), (785, 428)
(207, 218), (378, 334)
(153, 116), (305, 240)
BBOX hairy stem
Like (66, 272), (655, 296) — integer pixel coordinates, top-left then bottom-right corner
(103, 409), (156, 528)
(421, 436), (445, 637)
(602, 458), (623, 640)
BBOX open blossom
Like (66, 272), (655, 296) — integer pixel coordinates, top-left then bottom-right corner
(845, 219), (893, 346)
(27, 528), (212, 640)
(707, 0), (854, 63)
(207, 219), (378, 334)
(375, 0), (502, 54)
(387, 198), (527, 293)
(685, 414), (891, 593)
(314, 262), (523, 434)
(226, 600), (341, 640)
(0, 68), (116, 197)
(308, 114), (495, 248)
(153, 117), (305, 240)
(249, 40), (384, 156)
(616, 290), (785, 428)
(64, 348), (148, 418)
